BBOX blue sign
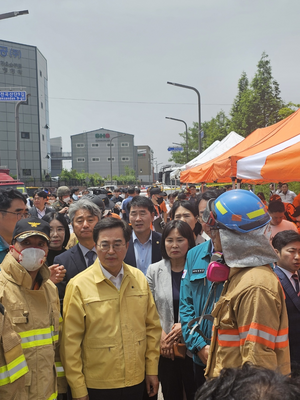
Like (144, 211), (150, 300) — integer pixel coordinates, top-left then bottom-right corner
(167, 146), (184, 152)
(0, 91), (26, 101)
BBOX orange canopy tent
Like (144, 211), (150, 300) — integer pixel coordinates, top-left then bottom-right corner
(180, 109), (300, 183)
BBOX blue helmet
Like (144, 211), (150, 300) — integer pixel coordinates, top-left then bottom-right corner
(202, 189), (270, 233)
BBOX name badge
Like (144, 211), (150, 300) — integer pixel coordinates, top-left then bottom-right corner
(193, 269), (205, 274)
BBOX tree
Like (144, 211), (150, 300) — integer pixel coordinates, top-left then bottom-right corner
(278, 102), (300, 120)
(230, 53), (283, 137)
(201, 110), (231, 149)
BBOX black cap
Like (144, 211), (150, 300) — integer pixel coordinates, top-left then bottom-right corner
(81, 194), (105, 211)
(12, 217), (50, 243)
(150, 187), (163, 195)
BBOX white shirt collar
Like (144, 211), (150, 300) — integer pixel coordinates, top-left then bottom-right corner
(100, 262), (124, 290)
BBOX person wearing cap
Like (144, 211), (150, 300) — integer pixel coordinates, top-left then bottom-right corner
(111, 188), (124, 215)
(28, 190), (53, 219)
(55, 199), (102, 305)
(52, 186), (71, 214)
(149, 187), (166, 228)
(0, 189), (28, 264)
(201, 190), (290, 378)
(0, 217), (67, 399)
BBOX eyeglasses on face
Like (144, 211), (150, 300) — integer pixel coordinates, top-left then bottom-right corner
(0, 210), (30, 220)
(96, 242), (126, 251)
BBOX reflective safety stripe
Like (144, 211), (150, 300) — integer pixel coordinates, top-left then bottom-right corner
(247, 208), (265, 219)
(0, 354), (29, 386)
(19, 326), (59, 349)
(55, 361), (65, 377)
(217, 323), (289, 349)
(215, 201), (227, 215)
(47, 391), (58, 400)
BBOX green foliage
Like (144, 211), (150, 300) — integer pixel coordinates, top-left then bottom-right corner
(278, 102), (300, 120)
(168, 122), (200, 164)
(59, 169), (104, 186)
(201, 110), (231, 149)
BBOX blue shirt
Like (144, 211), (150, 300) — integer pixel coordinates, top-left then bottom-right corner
(121, 196), (133, 220)
(132, 231), (152, 275)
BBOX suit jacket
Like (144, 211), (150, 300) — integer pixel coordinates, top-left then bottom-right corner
(146, 259), (175, 334)
(54, 243), (87, 303)
(28, 206), (53, 218)
(124, 230), (162, 272)
(274, 266), (300, 366)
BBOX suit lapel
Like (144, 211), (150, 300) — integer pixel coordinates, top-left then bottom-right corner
(72, 244), (87, 274)
(126, 237), (136, 267)
(151, 232), (161, 263)
(275, 267), (300, 313)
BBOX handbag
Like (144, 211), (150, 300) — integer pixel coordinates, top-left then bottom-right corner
(173, 342), (187, 359)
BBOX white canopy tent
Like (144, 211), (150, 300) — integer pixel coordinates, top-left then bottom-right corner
(171, 131), (244, 180)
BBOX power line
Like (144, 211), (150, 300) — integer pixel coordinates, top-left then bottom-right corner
(49, 97), (232, 106)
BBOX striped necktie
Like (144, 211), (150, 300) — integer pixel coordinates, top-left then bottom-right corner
(292, 273), (299, 294)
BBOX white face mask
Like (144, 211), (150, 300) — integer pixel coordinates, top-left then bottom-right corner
(16, 247), (46, 271)
(48, 199), (55, 205)
(63, 197), (70, 204)
(120, 194), (125, 199)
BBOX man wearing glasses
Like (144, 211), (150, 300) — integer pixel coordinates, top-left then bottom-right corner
(0, 189), (28, 263)
(61, 218), (161, 400)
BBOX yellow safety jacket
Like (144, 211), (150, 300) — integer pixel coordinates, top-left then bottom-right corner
(61, 260), (161, 399)
(206, 265), (291, 378)
(0, 303), (28, 399)
(0, 253), (66, 400)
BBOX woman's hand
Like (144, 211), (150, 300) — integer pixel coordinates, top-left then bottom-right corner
(164, 323), (182, 346)
(49, 264), (66, 284)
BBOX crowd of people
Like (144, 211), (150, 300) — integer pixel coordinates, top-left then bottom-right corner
(0, 182), (300, 400)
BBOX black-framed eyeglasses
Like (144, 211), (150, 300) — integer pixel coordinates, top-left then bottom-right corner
(96, 242), (126, 252)
(0, 210), (30, 220)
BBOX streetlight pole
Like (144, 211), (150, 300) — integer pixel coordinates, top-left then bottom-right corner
(0, 10), (29, 20)
(165, 116), (189, 163)
(167, 81), (202, 154)
(109, 134), (126, 185)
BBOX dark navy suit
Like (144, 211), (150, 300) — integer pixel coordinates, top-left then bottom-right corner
(274, 266), (300, 369)
(124, 231), (162, 271)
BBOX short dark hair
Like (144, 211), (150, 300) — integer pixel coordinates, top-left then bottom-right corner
(71, 188), (79, 194)
(169, 200), (202, 236)
(127, 196), (155, 214)
(282, 183), (288, 187)
(161, 220), (195, 260)
(128, 186), (136, 195)
(93, 218), (132, 244)
(0, 189), (26, 211)
(42, 212), (70, 248)
(34, 190), (48, 199)
(272, 230), (300, 252)
(196, 189), (224, 209)
(268, 200), (285, 213)
(135, 188), (141, 194)
(189, 185), (196, 189)
(195, 363), (300, 400)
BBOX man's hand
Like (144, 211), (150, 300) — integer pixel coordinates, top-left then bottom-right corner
(49, 264), (67, 284)
(145, 375), (159, 397)
(164, 323), (182, 346)
(197, 345), (210, 365)
(59, 207), (69, 214)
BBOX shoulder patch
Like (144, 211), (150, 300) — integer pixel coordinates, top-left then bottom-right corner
(182, 269), (187, 279)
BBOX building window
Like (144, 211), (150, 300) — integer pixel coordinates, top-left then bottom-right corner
(22, 169), (31, 176)
(21, 131), (30, 139)
(121, 142), (129, 147)
(77, 158), (85, 162)
(106, 143), (115, 147)
(91, 157), (100, 162)
(41, 102), (43, 109)
(121, 157), (130, 161)
(91, 143), (99, 147)
(76, 143), (85, 148)
(40, 70), (42, 77)
(107, 157), (115, 161)
(42, 134), (45, 141)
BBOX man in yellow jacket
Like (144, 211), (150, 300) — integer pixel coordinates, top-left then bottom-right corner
(0, 217), (66, 400)
(60, 217), (161, 400)
(200, 190), (291, 378)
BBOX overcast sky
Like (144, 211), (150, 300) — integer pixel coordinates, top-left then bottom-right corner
(2, 0), (300, 171)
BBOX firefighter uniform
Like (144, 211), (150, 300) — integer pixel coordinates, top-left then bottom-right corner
(0, 302), (28, 399)
(0, 253), (66, 400)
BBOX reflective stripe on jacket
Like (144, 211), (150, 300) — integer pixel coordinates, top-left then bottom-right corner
(206, 265), (291, 377)
(0, 253), (66, 400)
